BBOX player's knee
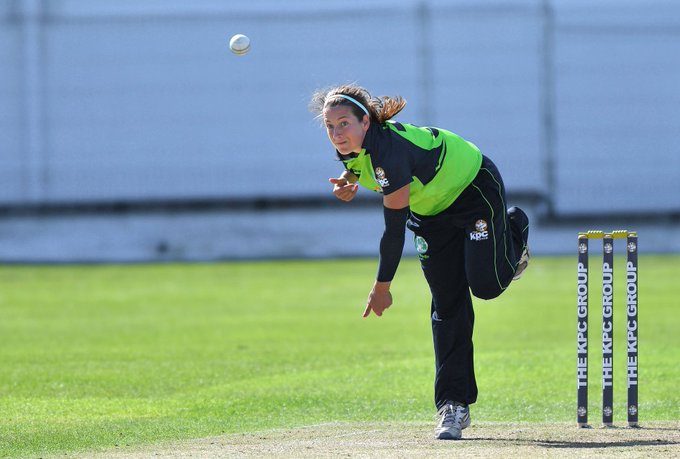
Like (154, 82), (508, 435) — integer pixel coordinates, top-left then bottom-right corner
(469, 282), (503, 300)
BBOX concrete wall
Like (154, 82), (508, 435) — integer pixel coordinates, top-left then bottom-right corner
(551, 1), (680, 215)
(1, 0), (679, 261)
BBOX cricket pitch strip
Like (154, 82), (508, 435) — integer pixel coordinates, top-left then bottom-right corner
(77, 421), (680, 458)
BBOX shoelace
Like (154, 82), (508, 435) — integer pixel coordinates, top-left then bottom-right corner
(435, 403), (463, 427)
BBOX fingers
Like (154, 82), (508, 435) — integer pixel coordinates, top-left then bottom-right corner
(337, 184), (358, 201)
(363, 301), (388, 318)
(364, 285), (393, 318)
(329, 178), (358, 202)
(364, 304), (384, 317)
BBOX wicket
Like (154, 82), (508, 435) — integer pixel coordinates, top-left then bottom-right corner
(576, 230), (638, 428)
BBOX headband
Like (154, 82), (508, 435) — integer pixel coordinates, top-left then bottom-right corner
(330, 94), (369, 115)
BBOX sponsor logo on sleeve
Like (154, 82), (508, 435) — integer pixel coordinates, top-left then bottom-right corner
(375, 167), (390, 188)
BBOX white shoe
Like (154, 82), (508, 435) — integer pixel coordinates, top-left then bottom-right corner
(434, 402), (471, 440)
(513, 245), (530, 280)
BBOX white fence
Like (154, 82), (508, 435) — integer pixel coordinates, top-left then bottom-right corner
(1, 0), (679, 216)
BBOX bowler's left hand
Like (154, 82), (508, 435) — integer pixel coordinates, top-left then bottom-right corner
(363, 281), (392, 318)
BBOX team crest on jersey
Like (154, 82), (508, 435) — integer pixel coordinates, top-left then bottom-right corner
(374, 167), (390, 187)
(470, 219), (489, 241)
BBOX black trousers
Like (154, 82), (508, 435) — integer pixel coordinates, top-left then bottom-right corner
(406, 156), (528, 409)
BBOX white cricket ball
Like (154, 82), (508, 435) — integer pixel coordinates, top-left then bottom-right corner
(229, 34), (251, 56)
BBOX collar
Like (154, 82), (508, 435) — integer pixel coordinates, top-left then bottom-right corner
(361, 122), (382, 152)
(336, 150), (359, 161)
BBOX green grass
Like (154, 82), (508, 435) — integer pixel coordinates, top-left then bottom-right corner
(0, 255), (678, 457)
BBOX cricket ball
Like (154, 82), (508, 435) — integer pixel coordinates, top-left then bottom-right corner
(229, 34), (251, 56)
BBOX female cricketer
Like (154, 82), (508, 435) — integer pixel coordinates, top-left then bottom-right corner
(309, 84), (530, 440)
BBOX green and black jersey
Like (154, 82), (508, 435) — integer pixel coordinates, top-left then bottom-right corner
(338, 121), (482, 216)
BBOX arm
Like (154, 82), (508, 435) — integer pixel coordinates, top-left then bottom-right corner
(363, 184), (410, 318)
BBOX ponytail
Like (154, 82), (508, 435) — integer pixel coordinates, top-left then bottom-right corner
(310, 84), (406, 123)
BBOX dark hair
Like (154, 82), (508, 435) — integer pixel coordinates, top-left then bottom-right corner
(309, 84), (406, 124)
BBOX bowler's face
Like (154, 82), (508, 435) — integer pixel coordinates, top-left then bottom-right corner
(323, 105), (369, 155)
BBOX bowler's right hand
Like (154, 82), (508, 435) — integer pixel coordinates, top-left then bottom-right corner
(329, 177), (358, 202)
